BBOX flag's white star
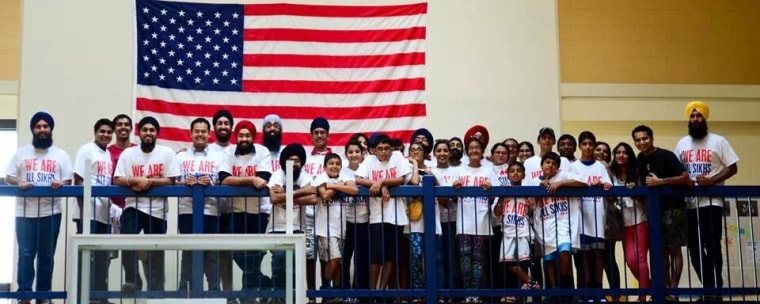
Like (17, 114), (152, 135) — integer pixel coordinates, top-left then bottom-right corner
(160, 25), (167, 32)
(187, 35), (194, 42)
(160, 41), (167, 48)
(205, 20), (212, 26)
(204, 53), (211, 59)
(142, 39), (149, 46)
(186, 68), (193, 75)
(178, 26), (185, 33)
(212, 78), (219, 84)
(231, 62), (238, 68)
(168, 50), (176, 57)
(223, 21), (230, 27)
(214, 28), (221, 35)
(194, 77), (201, 83)
(169, 18), (176, 24)
(143, 55), (149, 61)
(151, 33), (158, 39)
(195, 60), (202, 67)
(169, 34), (176, 41)
(168, 67), (175, 74)
(195, 44), (202, 50)
(142, 7), (149, 14)
(159, 74), (166, 80)
(231, 29), (238, 35)
(177, 43), (185, 49)
(151, 16), (158, 23)
(204, 69), (211, 76)
(144, 72), (150, 78)
(222, 53), (229, 60)
(160, 9), (167, 15)
(204, 36), (212, 43)
(159, 58), (166, 64)
(196, 11), (203, 18)
(213, 45), (221, 51)
(176, 76), (183, 82)
(186, 52), (194, 58)
(177, 59), (185, 66)
(231, 45), (238, 52)
(214, 12), (221, 19)
(230, 78), (238, 85)
(222, 37), (229, 43)
(187, 19), (195, 26)
(232, 12), (239, 19)
(143, 23), (149, 29)
(213, 61), (220, 67)
(178, 10), (185, 17)
(150, 48), (158, 55)
(221, 70), (229, 76)
(151, 65), (158, 71)
(195, 28), (203, 34)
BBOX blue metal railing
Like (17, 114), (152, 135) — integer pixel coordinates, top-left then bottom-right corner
(1, 175), (760, 303)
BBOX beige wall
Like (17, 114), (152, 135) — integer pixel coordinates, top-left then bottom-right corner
(0, 0), (21, 81)
(558, 0), (760, 84)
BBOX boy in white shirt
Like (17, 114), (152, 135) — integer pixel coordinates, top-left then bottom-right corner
(493, 162), (540, 303)
(569, 131), (613, 295)
(526, 152), (585, 300)
(314, 153), (358, 293)
(355, 135), (411, 291)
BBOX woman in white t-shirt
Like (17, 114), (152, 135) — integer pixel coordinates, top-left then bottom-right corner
(489, 143), (511, 290)
(453, 137), (493, 302)
(609, 142), (650, 302)
(431, 140), (461, 294)
(340, 140), (371, 291)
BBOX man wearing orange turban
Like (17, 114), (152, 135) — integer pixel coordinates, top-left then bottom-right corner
(675, 101), (739, 302)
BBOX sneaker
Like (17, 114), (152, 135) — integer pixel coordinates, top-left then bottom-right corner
(521, 281), (540, 290)
(665, 295), (678, 302)
(121, 282), (141, 297)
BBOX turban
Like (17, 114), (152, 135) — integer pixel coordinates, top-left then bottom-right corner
(30, 111), (54, 131)
(310, 117), (330, 133)
(464, 125), (490, 148)
(138, 116), (160, 133)
(685, 101), (710, 120)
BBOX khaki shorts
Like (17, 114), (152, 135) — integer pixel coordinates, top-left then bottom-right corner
(318, 236), (343, 262)
(661, 209), (687, 247)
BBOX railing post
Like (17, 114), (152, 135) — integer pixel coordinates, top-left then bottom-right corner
(422, 175), (438, 304)
(191, 184), (205, 297)
(647, 188), (665, 303)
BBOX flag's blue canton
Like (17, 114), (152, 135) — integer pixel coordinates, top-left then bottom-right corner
(136, 0), (244, 92)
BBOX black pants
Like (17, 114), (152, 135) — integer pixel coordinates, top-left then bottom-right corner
(687, 206), (724, 289)
(74, 219), (111, 298)
(120, 208), (167, 291)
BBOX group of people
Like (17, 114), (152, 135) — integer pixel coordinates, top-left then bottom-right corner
(5, 100), (739, 304)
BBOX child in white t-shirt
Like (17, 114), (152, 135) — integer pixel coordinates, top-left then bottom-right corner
(314, 153), (358, 292)
(525, 152), (585, 297)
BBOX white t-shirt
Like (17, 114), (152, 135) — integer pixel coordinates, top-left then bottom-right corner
(355, 154), (412, 225)
(526, 171), (584, 252)
(114, 145), (181, 219)
(176, 148), (233, 216)
(313, 173), (352, 238)
(302, 152), (329, 220)
(493, 196), (531, 238)
(432, 166), (460, 223)
(675, 133), (740, 209)
(6, 144), (72, 218)
(260, 146), (283, 214)
(571, 160), (612, 239)
(209, 142), (236, 155)
(73, 142), (113, 224)
(613, 176), (646, 227)
(522, 154), (571, 182)
(208, 142), (235, 213)
(341, 167), (368, 223)
(455, 165), (496, 236)
(231, 145), (272, 214)
(266, 169), (312, 233)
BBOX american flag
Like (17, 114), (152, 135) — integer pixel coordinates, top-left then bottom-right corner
(134, 0), (427, 150)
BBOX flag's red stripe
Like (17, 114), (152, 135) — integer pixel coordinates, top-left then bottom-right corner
(136, 97), (426, 120)
(244, 3), (427, 18)
(157, 126), (418, 146)
(243, 53), (425, 68)
(244, 27), (425, 43)
(240, 78), (423, 94)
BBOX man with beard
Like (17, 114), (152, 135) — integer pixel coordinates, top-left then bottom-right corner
(209, 109), (237, 301)
(557, 134), (577, 163)
(6, 112), (72, 304)
(632, 124), (692, 302)
(175, 118), (233, 293)
(221, 120), (273, 303)
(675, 101), (739, 302)
(302, 117), (331, 291)
(73, 118), (115, 304)
(262, 114), (285, 172)
(448, 137), (464, 167)
(267, 143), (317, 303)
(114, 116), (180, 294)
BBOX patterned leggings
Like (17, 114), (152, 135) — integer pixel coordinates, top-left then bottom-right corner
(458, 235), (487, 289)
(410, 233), (425, 288)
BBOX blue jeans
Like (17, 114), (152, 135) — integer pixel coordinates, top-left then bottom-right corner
(16, 214), (62, 292)
(230, 212), (271, 290)
(178, 214), (220, 291)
